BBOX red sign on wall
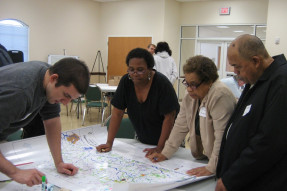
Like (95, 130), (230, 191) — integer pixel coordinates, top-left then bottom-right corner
(220, 7), (230, 15)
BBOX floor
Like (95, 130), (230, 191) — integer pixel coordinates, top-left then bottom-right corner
(60, 102), (110, 132)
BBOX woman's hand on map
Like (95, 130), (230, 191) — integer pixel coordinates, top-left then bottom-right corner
(143, 146), (163, 157)
(186, 166), (213, 177)
(96, 143), (112, 152)
(147, 152), (167, 163)
(56, 162), (79, 176)
(9, 168), (45, 187)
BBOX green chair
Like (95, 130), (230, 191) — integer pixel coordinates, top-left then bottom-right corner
(105, 115), (135, 139)
(70, 96), (85, 118)
(7, 129), (23, 141)
(82, 85), (108, 126)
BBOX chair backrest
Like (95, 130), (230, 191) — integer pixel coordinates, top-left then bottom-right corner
(85, 86), (102, 102)
(106, 117), (135, 139)
(8, 50), (24, 63)
(7, 129), (23, 141)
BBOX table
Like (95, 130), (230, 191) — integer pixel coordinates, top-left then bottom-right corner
(95, 83), (117, 115)
(0, 125), (216, 191)
(116, 138), (217, 191)
(96, 83), (117, 93)
(75, 96), (84, 119)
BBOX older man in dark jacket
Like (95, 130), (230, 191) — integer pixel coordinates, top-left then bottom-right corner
(216, 34), (287, 191)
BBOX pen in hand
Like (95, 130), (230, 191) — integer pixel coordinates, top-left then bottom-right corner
(41, 176), (46, 191)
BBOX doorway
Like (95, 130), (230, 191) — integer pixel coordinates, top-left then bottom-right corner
(197, 41), (233, 79)
(107, 37), (152, 80)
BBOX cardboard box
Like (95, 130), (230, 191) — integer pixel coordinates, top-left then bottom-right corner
(108, 75), (122, 86)
(114, 76), (121, 81)
(108, 79), (115, 86)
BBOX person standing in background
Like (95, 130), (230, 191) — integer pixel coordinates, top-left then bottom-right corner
(154, 42), (178, 85)
(0, 43), (13, 67)
(220, 75), (245, 100)
(147, 43), (156, 55)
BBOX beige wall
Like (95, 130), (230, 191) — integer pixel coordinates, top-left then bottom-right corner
(265, 0), (287, 56)
(163, 0), (181, 89)
(98, 0), (165, 70)
(1, 0), (286, 75)
(180, 0), (268, 25)
(0, 0), (101, 70)
(163, 0), (181, 64)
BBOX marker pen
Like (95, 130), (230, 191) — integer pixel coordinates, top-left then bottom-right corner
(41, 176), (46, 191)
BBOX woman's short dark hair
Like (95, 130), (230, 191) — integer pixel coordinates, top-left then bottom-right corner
(183, 55), (219, 83)
(49, 57), (90, 94)
(126, 48), (155, 69)
(155, 41), (172, 56)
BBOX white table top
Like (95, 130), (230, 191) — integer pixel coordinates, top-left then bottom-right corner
(0, 125), (216, 191)
(116, 138), (216, 191)
(95, 83), (117, 93)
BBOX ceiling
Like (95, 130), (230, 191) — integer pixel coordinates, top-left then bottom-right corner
(93, 0), (251, 2)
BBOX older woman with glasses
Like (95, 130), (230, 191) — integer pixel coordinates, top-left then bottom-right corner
(96, 48), (179, 156)
(148, 55), (237, 177)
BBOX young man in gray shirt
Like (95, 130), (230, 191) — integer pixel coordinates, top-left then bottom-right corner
(0, 58), (90, 187)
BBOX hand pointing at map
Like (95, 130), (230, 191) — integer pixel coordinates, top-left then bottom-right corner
(147, 152), (168, 163)
(96, 142), (113, 152)
(56, 162), (78, 176)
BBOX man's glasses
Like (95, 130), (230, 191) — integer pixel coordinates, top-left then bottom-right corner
(182, 79), (203, 90)
(127, 69), (146, 75)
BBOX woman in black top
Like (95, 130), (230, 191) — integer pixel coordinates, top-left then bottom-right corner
(97, 48), (179, 156)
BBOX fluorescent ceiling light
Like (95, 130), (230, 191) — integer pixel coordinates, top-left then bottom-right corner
(233, 30), (244, 33)
(217, 26), (230, 28)
(93, 0), (124, 2)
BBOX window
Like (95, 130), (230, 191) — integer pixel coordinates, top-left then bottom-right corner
(0, 19), (29, 61)
(178, 24), (266, 101)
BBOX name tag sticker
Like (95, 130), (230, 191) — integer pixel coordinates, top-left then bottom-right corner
(199, 107), (207, 117)
(242, 104), (252, 116)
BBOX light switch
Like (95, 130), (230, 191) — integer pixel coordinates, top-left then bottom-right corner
(275, 37), (280, 45)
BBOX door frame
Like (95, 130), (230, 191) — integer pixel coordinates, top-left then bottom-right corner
(196, 40), (232, 79)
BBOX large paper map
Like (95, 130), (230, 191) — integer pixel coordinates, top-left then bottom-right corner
(0, 126), (209, 191)
(38, 131), (196, 191)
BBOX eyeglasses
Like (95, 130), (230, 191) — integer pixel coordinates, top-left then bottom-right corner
(182, 79), (203, 90)
(127, 69), (146, 75)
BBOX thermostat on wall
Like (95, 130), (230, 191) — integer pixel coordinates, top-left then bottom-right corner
(220, 7), (230, 15)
